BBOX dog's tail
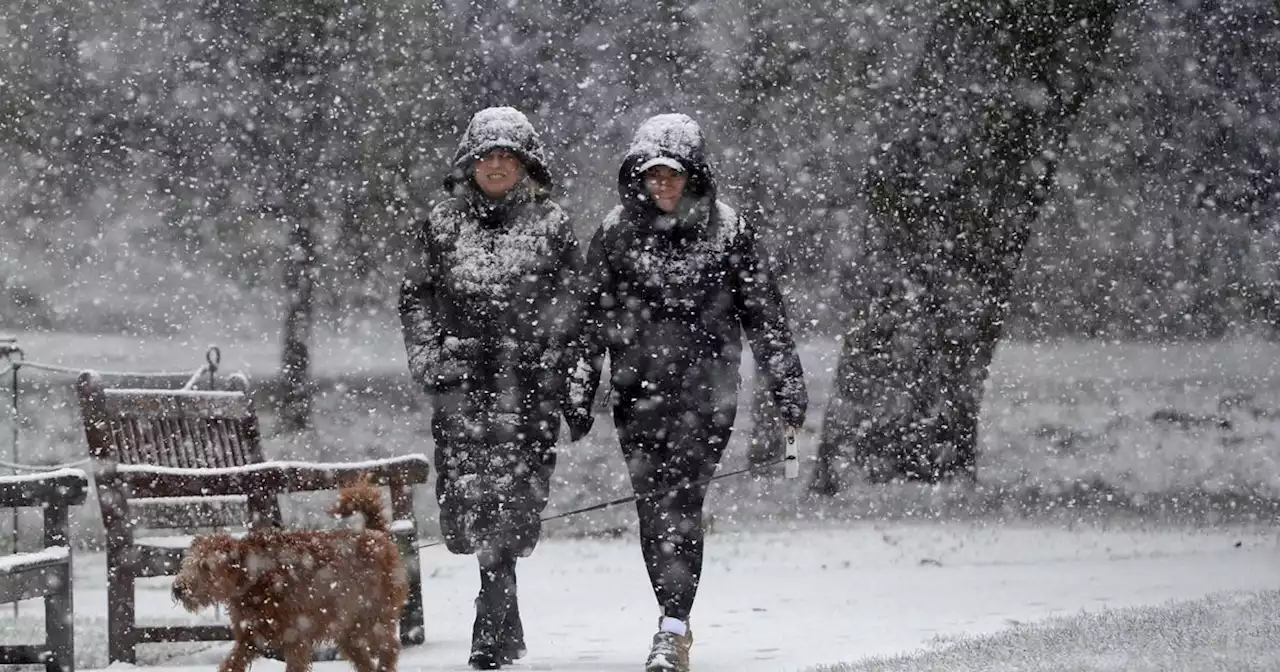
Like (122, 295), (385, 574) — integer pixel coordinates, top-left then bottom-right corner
(331, 473), (390, 532)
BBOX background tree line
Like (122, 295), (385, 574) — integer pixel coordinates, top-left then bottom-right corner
(0, 0), (1277, 449)
(2, 0), (1275, 342)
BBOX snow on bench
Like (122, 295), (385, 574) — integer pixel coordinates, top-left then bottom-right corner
(128, 495), (248, 506)
(0, 468), (88, 485)
(0, 546), (70, 574)
(112, 454), (434, 500)
(134, 532), (247, 549)
(106, 388), (244, 399)
(0, 469), (90, 511)
(113, 454), (432, 476)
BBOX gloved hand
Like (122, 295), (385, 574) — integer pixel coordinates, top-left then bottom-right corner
(780, 401), (805, 433)
(564, 407), (595, 442)
(777, 375), (808, 432)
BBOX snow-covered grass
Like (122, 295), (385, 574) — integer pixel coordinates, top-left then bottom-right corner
(814, 589), (1280, 672)
(0, 328), (1276, 670)
(0, 522), (1275, 671)
(0, 328), (1278, 551)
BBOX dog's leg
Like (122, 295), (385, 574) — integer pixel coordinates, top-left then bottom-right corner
(337, 634), (378, 672)
(219, 638), (258, 672)
(373, 631), (401, 672)
(282, 643), (315, 672)
(368, 614), (401, 672)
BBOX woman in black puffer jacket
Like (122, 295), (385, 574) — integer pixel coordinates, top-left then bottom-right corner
(567, 113), (808, 672)
(398, 106), (584, 670)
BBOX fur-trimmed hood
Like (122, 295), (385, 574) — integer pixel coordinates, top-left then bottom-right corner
(616, 113), (717, 220)
(444, 106), (552, 192)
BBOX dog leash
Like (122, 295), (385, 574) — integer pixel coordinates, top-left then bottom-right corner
(415, 433), (798, 550)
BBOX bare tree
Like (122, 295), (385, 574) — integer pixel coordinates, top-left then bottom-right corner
(265, 0), (366, 432)
(737, 0), (792, 473)
(811, 0), (1123, 492)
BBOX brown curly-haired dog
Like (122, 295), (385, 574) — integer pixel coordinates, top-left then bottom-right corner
(172, 476), (410, 672)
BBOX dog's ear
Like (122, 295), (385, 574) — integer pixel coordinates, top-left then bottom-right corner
(196, 536), (243, 571)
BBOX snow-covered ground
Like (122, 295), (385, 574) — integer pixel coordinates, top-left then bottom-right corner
(1, 520), (1274, 672)
(1, 331), (1278, 668)
(823, 588), (1280, 671)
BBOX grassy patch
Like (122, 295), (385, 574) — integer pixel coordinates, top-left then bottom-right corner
(812, 589), (1280, 672)
(0, 332), (1278, 550)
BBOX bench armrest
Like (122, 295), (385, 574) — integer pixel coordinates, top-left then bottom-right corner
(112, 455), (432, 499)
(0, 469), (90, 509)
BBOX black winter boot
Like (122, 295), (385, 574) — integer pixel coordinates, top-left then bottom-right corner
(470, 553), (517, 669)
(498, 590), (526, 664)
(469, 596), (504, 669)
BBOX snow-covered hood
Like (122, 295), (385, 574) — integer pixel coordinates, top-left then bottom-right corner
(617, 113), (717, 216)
(445, 106), (552, 192)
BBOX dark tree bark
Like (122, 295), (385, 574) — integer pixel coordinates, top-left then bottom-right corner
(811, 0), (1122, 493)
(258, 0), (362, 433)
(736, 0), (802, 474)
(740, 12), (784, 473)
(278, 210), (318, 433)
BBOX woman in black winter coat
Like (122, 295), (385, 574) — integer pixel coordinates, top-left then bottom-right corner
(567, 113), (808, 672)
(398, 106), (583, 670)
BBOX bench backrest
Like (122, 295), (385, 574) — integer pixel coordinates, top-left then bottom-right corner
(77, 371), (264, 469)
(75, 370), (273, 535)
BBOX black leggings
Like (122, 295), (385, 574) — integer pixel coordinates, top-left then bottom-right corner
(473, 548), (522, 648)
(617, 401), (733, 623)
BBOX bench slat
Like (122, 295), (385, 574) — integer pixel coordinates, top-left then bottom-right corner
(0, 563), (70, 602)
(115, 456), (433, 499)
(0, 644), (54, 665)
(131, 499), (249, 531)
(103, 389), (252, 420)
(0, 471), (89, 509)
(136, 625), (233, 644)
(104, 417), (254, 470)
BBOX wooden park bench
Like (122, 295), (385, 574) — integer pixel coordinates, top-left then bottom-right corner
(75, 369), (430, 665)
(0, 468), (89, 672)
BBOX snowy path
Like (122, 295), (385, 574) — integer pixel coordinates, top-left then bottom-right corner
(62, 522), (1280, 671)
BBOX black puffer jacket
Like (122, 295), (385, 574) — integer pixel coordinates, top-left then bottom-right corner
(568, 113), (807, 437)
(399, 107), (581, 556)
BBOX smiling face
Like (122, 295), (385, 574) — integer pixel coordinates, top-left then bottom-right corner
(473, 149), (526, 198)
(643, 165), (687, 213)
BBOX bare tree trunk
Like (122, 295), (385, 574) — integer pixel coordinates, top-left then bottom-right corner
(264, 0), (351, 433)
(738, 0), (790, 473)
(745, 205), (788, 471)
(278, 211), (318, 433)
(812, 0), (1121, 493)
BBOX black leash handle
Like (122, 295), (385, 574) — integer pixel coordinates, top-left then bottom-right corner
(415, 453), (797, 550)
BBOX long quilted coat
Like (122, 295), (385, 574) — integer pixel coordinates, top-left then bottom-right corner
(398, 107), (581, 556)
